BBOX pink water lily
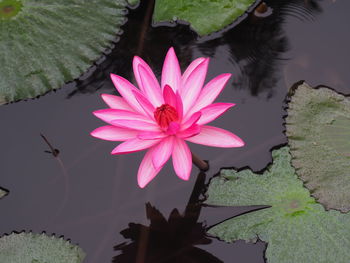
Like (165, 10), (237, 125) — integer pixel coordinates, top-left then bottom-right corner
(91, 47), (244, 188)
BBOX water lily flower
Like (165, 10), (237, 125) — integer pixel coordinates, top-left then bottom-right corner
(91, 47), (244, 188)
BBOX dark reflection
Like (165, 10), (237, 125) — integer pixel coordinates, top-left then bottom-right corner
(71, 0), (322, 98)
(112, 172), (223, 263)
(195, 0), (322, 96)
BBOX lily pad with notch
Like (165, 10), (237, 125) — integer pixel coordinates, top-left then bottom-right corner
(205, 146), (350, 263)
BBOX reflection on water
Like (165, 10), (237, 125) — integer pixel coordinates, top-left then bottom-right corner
(72, 0), (322, 98)
(113, 172), (223, 263)
(212, 0), (320, 96)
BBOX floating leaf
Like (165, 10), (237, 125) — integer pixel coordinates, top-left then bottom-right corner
(0, 0), (127, 104)
(0, 187), (7, 199)
(0, 232), (85, 263)
(206, 147), (350, 263)
(322, 116), (350, 157)
(153, 0), (256, 36)
(286, 83), (350, 211)
(127, 0), (139, 6)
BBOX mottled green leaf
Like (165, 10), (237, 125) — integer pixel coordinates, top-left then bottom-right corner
(0, 232), (85, 263)
(286, 83), (350, 212)
(206, 147), (350, 263)
(153, 0), (256, 36)
(0, 0), (127, 104)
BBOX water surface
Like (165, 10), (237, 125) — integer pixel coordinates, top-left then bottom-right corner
(1, 0), (349, 262)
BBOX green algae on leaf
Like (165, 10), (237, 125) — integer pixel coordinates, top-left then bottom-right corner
(0, 0), (127, 104)
(153, 0), (256, 36)
(286, 83), (350, 212)
(0, 232), (85, 263)
(206, 147), (350, 263)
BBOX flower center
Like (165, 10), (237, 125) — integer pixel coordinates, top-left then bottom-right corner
(154, 104), (179, 129)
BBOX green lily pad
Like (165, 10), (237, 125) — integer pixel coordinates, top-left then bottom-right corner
(322, 116), (350, 157)
(153, 0), (256, 36)
(0, 0), (127, 104)
(0, 187), (7, 199)
(127, 0), (139, 6)
(206, 147), (350, 263)
(0, 232), (85, 263)
(286, 83), (350, 212)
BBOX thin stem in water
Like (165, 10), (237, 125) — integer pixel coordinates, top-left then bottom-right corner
(191, 152), (209, 172)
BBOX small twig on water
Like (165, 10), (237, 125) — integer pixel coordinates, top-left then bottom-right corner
(40, 133), (60, 157)
(40, 133), (69, 219)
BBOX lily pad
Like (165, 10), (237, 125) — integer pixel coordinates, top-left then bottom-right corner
(322, 116), (350, 157)
(206, 147), (350, 263)
(0, 187), (7, 199)
(127, 0), (139, 6)
(153, 0), (257, 36)
(286, 83), (350, 212)
(0, 232), (85, 263)
(0, 0), (127, 104)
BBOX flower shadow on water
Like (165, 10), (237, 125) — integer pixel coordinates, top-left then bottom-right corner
(112, 172), (223, 263)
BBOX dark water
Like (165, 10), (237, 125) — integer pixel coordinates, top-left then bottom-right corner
(1, 0), (349, 262)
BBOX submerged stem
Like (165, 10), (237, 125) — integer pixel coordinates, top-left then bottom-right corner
(191, 152), (209, 172)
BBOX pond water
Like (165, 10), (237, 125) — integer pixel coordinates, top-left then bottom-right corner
(1, 0), (349, 262)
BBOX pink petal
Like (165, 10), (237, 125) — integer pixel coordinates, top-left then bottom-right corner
(112, 119), (160, 131)
(91, 126), (137, 141)
(161, 85), (184, 121)
(166, 122), (180, 135)
(101, 94), (134, 111)
(133, 56), (159, 92)
(138, 64), (163, 107)
(176, 91), (183, 120)
(152, 136), (174, 169)
(93, 109), (152, 125)
(186, 73), (232, 118)
(172, 137), (192, 180)
(177, 124), (201, 138)
(111, 138), (160, 154)
(138, 131), (167, 140)
(110, 74), (146, 115)
(132, 90), (155, 119)
(186, 126), (244, 147)
(197, 103), (235, 125)
(181, 112), (201, 131)
(182, 57), (206, 84)
(138, 146), (161, 188)
(161, 47), (181, 92)
(163, 85), (177, 108)
(181, 58), (209, 114)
